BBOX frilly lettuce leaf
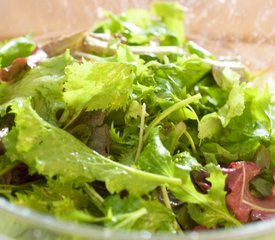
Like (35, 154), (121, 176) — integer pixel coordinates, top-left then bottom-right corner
(63, 61), (135, 112)
(0, 51), (73, 124)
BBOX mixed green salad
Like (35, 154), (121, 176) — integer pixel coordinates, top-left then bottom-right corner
(0, 2), (275, 233)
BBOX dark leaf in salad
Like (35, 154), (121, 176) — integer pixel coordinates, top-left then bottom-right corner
(171, 157), (240, 227)
(226, 161), (275, 223)
(0, 48), (47, 82)
(0, 51), (73, 125)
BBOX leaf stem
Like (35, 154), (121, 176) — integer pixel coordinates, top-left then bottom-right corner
(0, 162), (19, 176)
(84, 35), (185, 56)
(183, 130), (197, 154)
(0, 179), (46, 189)
(113, 207), (148, 230)
(186, 104), (202, 146)
(83, 183), (106, 214)
(143, 94), (201, 142)
(118, 162), (182, 187)
(161, 185), (172, 210)
(62, 110), (83, 130)
(135, 103), (146, 162)
(161, 186), (184, 234)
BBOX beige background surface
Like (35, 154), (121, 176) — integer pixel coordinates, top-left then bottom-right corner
(0, 0), (274, 41)
(0, 0), (274, 77)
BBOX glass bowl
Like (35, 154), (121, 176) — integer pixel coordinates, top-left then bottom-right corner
(0, 0), (274, 239)
(1, 197), (275, 240)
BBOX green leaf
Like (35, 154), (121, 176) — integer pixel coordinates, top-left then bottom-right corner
(3, 98), (181, 195)
(108, 117), (139, 166)
(200, 142), (238, 164)
(198, 112), (222, 140)
(160, 122), (186, 153)
(195, 76), (228, 112)
(254, 145), (271, 168)
(104, 195), (174, 232)
(125, 9), (152, 29)
(250, 86), (275, 139)
(250, 171), (274, 198)
(124, 100), (142, 124)
(221, 103), (269, 144)
(186, 41), (214, 59)
(116, 45), (138, 63)
(0, 52), (72, 124)
(226, 139), (261, 161)
(173, 151), (202, 170)
(174, 204), (196, 230)
(63, 61), (135, 112)
(13, 181), (106, 223)
(152, 2), (185, 45)
(0, 36), (36, 67)
(0, 156), (16, 177)
(93, 2), (185, 47)
(218, 83), (245, 127)
(213, 67), (240, 92)
(138, 127), (174, 177)
(152, 56), (211, 97)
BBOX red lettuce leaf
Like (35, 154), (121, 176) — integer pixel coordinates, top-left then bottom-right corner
(225, 161), (275, 223)
(0, 48), (47, 82)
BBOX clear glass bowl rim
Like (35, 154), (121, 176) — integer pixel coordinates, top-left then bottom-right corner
(1, 197), (275, 240)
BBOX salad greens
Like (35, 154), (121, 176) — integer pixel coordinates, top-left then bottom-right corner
(0, 1), (275, 234)
(0, 36), (36, 67)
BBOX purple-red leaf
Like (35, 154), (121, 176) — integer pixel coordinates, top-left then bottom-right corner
(0, 48), (47, 82)
(225, 161), (275, 223)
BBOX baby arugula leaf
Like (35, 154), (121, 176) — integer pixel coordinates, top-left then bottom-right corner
(2, 98), (181, 195)
(200, 142), (238, 164)
(218, 83), (245, 127)
(198, 112), (222, 140)
(137, 127), (175, 177)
